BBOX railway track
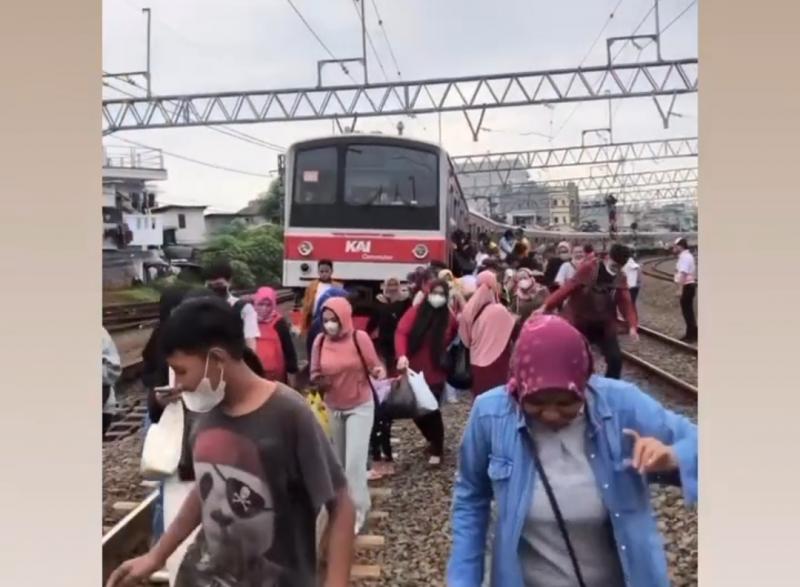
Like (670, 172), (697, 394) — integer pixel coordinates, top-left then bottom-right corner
(618, 321), (698, 397)
(640, 256), (676, 282)
(103, 288), (295, 333)
(102, 483), (387, 585)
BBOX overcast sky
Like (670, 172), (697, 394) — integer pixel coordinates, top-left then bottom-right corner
(102, 0), (697, 211)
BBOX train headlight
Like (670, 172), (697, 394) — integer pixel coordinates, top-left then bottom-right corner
(298, 241), (313, 256)
(412, 244), (429, 260)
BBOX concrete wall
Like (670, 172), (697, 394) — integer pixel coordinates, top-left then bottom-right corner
(155, 208), (207, 245)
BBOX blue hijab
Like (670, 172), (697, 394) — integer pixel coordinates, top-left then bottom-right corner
(306, 286), (349, 357)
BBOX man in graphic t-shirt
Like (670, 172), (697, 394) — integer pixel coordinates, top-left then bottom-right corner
(105, 297), (355, 587)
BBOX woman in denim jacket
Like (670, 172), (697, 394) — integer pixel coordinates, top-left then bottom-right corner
(447, 315), (697, 587)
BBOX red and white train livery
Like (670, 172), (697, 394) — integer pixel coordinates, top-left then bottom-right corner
(282, 134), (469, 288)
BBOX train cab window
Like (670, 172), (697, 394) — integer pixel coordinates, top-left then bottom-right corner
(293, 147), (337, 205)
(344, 145), (437, 208)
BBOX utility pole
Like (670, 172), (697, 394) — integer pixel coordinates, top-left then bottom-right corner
(359, 0), (368, 85)
(654, 0), (663, 62)
(142, 7), (152, 97)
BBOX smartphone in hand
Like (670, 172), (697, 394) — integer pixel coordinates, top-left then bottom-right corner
(153, 385), (182, 406)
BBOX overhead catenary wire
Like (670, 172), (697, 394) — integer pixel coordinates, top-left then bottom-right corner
(551, 0), (628, 141)
(611, 0), (698, 118)
(285, 0), (358, 83)
(369, 0), (402, 77)
(110, 136), (273, 178)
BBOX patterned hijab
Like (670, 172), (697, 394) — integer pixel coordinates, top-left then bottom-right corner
(507, 314), (593, 401)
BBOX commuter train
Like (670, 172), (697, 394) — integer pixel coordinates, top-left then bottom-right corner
(282, 133), (694, 288)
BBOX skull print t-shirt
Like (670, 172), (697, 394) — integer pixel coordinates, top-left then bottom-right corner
(174, 384), (346, 587)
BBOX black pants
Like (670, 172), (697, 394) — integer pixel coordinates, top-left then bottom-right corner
(370, 411), (393, 461)
(629, 286), (640, 307)
(413, 383), (444, 457)
(680, 284), (698, 340)
(582, 324), (623, 380)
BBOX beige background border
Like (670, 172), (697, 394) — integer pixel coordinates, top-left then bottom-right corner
(0, 0), (102, 584)
(698, 0), (800, 584)
(1, 0), (799, 584)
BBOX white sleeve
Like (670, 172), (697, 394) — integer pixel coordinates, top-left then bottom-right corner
(554, 263), (569, 285)
(241, 304), (261, 340)
(101, 329), (122, 387)
(676, 255), (690, 274)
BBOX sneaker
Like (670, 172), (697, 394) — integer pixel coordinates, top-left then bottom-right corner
(428, 455), (442, 467)
(367, 469), (384, 481)
(381, 462), (396, 476)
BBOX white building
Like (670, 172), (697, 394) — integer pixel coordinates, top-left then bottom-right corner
(152, 204), (208, 246)
(102, 146), (167, 251)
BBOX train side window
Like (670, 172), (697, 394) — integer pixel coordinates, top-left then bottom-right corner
(293, 147), (337, 205)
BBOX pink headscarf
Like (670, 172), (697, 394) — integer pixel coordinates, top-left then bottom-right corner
(507, 315), (593, 401)
(459, 271), (517, 367)
(253, 287), (280, 326)
(514, 268), (540, 302)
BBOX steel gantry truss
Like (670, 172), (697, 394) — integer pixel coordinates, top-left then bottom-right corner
(579, 185), (697, 206)
(463, 166), (698, 198)
(452, 136), (698, 185)
(470, 185), (697, 207)
(102, 58), (698, 134)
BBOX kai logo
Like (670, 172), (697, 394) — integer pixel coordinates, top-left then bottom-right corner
(345, 240), (372, 254)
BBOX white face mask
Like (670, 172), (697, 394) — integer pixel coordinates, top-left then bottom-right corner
(182, 354), (225, 413)
(518, 278), (534, 291)
(559, 252), (570, 261)
(427, 293), (447, 309)
(323, 320), (340, 336)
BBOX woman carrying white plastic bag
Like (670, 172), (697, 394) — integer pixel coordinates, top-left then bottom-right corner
(405, 369), (439, 413)
(394, 278), (458, 466)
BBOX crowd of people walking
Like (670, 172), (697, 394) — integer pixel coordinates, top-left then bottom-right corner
(104, 235), (698, 587)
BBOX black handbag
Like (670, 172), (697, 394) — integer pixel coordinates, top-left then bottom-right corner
(445, 301), (490, 389)
(381, 376), (418, 420)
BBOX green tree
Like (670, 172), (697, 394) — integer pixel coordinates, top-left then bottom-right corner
(201, 224), (285, 289)
(258, 178), (284, 225)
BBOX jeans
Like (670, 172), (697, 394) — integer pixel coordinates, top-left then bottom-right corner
(413, 383), (445, 457)
(680, 284), (698, 340)
(329, 400), (375, 533)
(582, 324), (623, 379)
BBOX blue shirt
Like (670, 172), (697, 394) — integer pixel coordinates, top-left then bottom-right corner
(447, 376), (698, 587)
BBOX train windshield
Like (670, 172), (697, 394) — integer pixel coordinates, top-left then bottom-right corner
(290, 141), (440, 230)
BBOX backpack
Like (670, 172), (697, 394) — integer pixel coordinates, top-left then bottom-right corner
(571, 261), (625, 326)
